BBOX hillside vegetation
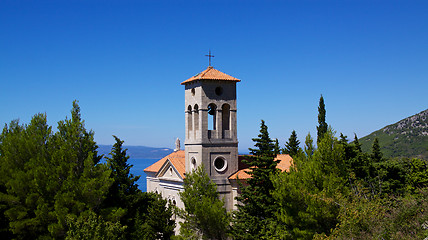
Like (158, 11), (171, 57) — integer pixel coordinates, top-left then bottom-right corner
(360, 109), (428, 159)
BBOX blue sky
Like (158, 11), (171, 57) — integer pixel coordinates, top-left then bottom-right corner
(1, 0), (427, 153)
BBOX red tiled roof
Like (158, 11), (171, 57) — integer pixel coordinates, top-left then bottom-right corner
(229, 154), (293, 180)
(181, 66), (240, 85)
(144, 152), (292, 181)
(144, 150), (186, 178)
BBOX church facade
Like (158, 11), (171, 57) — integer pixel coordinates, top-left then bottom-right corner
(144, 66), (292, 211)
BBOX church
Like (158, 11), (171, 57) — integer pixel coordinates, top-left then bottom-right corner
(144, 65), (292, 211)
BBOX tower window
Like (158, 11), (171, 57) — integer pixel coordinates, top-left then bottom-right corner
(222, 104), (230, 131)
(191, 157), (196, 171)
(194, 104), (199, 131)
(187, 105), (193, 131)
(214, 157), (227, 172)
(191, 88), (195, 96)
(215, 86), (223, 96)
(207, 103), (217, 131)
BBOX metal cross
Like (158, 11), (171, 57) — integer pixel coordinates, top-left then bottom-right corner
(205, 50), (214, 66)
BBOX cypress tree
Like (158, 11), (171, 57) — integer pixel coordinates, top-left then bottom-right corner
(232, 120), (279, 239)
(283, 130), (301, 157)
(317, 95), (328, 144)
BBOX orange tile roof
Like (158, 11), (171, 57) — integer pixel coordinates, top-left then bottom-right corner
(144, 150), (186, 179)
(229, 154), (293, 180)
(144, 152), (292, 181)
(181, 66), (240, 85)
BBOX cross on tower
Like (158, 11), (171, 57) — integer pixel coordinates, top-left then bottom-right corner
(205, 50), (215, 67)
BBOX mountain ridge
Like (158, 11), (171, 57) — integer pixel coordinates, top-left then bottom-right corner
(359, 109), (428, 160)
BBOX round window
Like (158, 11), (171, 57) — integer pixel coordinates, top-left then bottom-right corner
(214, 157), (227, 172)
(215, 86), (223, 96)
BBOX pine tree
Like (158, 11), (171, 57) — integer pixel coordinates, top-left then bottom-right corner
(317, 95), (328, 144)
(0, 102), (112, 238)
(271, 129), (346, 239)
(371, 138), (383, 162)
(103, 136), (175, 239)
(104, 136), (140, 211)
(65, 210), (127, 240)
(134, 192), (175, 240)
(102, 136), (142, 237)
(274, 138), (281, 155)
(232, 120), (279, 239)
(283, 130), (301, 157)
(353, 133), (362, 153)
(178, 165), (230, 240)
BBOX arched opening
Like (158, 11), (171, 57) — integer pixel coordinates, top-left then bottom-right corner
(222, 104), (230, 133)
(207, 103), (216, 131)
(191, 157), (196, 171)
(194, 104), (199, 131)
(187, 105), (192, 138)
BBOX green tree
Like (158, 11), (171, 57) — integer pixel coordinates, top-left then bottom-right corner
(371, 138), (383, 163)
(105, 136), (140, 208)
(304, 132), (315, 158)
(232, 120), (279, 239)
(317, 95), (328, 144)
(103, 136), (175, 239)
(178, 165), (230, 240)
(353, 134), (362, 153)
(102, 135), (140, 233)
(318, 188), (428, 240)
(271, 130), (347, 239)
(274, 138), (281, 155)
(0, 102), (113, 239)
(283, 130), (301, 157)
(66, 210), (126, 240)
(133, 192), (175, 240)
(0, 184), (13, 239)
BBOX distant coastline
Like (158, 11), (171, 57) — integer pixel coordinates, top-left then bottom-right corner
(98, 145), (173, 159)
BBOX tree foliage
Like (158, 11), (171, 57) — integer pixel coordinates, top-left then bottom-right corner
(270, 126), (428, 240)
(283, 130), (301, 157)
(102, 136), (175, 240)
(0, 101), (175, 239)
(133, 192), (175, 240)
(178, 164), (230, 240)
(232, 120), (279, 239)
(65, 210), (126, 240)
(270, 130), (346, 239)
(0, 102), (112, 239)
(317, 95), (328, 144)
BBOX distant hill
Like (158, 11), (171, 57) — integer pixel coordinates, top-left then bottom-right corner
(98, 145), (174, 159)
(359, 109), (428, 160)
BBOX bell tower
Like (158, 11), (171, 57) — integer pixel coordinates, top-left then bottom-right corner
(181, 66), (240, 209)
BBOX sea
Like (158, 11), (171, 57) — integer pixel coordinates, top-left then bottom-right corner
(127, 158), (160, 192)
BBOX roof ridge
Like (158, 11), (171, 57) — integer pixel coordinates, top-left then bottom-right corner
(198, 67), (211, 79)
(181, 66), (240, 85)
